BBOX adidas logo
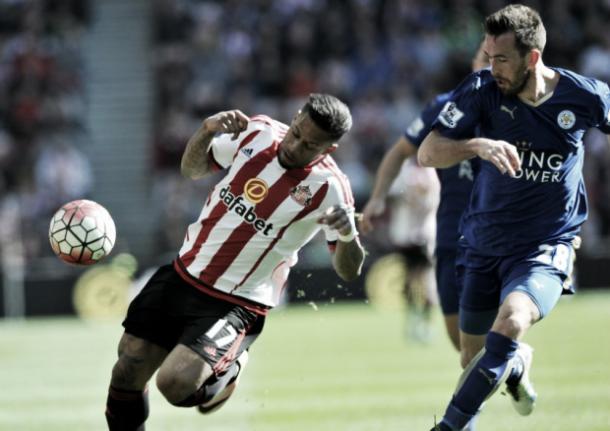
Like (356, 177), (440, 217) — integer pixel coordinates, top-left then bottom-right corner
(241, 148), (253, 158)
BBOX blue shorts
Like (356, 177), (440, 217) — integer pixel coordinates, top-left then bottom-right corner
(435, 248), (461, 315)
(456, 240), (575, 335)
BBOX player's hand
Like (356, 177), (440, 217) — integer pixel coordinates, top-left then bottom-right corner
(202, 110), (250, 140)
(360, 198), (385, 235)
(475, 138), (521, 177)
(317, 205), (354, 237)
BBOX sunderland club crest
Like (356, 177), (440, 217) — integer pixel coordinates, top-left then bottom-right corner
(290, 185), (312, 207)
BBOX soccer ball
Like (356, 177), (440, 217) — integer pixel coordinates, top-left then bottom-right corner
(49, 199), (116, 265)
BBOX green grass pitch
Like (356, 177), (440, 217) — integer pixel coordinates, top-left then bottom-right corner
(1, 291), (609, 430)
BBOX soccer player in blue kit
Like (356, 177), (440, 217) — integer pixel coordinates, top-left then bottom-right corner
(418, 4), (610, 431)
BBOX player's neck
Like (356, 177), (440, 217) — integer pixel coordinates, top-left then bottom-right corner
(519, 64), (558, 104)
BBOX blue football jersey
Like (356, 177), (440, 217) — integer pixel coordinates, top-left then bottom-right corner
(433, 68), (610, 256)
(405, 93), (477, 250)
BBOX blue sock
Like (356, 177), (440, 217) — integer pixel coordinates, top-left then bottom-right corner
(462, 412), (480, 431)
(441, 332), (519, 430)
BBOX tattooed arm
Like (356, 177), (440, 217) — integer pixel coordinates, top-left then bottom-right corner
(181, 110), (250, 179)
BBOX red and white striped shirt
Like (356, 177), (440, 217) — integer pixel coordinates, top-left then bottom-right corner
(174, 115), (355, 314)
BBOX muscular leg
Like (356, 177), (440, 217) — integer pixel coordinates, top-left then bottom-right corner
(443, 313), (460, 352)
(111, 333), (169, 389)
(154, 302), (262, 410)
(155, 344), (244, 408)
(437, 292), (540, 430)
(491, 291), (539, 339)
(454, 331), (485, 431)
(459, 331), (486, 370)
(106, 333), (168, 431)
(156, 344), (214, 405)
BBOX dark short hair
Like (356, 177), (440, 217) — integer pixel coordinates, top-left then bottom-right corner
(484, 4), (546, 56)
(303, 93), (352, 139)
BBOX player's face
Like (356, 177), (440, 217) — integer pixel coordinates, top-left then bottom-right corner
(484, 33), (531, 96)
(278, 112), (337, 169)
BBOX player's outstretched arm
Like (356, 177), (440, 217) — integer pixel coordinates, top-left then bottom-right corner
(181, 110), (250, 179)
(360, 136), (416, 235)
(318, 206), (365, 281)
(419, 130), (521, 176)
(418, 130), (477, 168)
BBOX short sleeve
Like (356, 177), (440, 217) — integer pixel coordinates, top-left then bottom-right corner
(319, 172), (356, 243)
(405, 92), (451, 148)
(432, 71), (487, 140)
(209, 121), (265, 169)
(594, 80), (610, 134)
(208, 133), (239, 170)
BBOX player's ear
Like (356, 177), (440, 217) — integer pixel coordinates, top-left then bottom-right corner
(324, 143), (338, 154)
(527, 49), (540, 69)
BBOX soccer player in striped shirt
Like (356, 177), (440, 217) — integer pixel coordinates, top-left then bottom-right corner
(105, 93), (365, 430)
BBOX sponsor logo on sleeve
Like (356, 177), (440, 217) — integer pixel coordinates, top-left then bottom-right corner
(406, 116), (424, 137)
(438, 102), (464, 129)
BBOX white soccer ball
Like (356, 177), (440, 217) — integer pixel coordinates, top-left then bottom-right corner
(49, 199), (116, 265)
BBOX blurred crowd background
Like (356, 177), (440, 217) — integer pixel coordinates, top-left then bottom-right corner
(150, 0), (610, 258)
(0, 0), (91, 259)
(1, 0), (610, 308)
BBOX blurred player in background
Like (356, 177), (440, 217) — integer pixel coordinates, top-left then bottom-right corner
(385, 157), (439, 342)
(104, 93), (365, 431)
(361, 44), (487, 431)
(418, 5), (610, 430)
(361, 43), (488, 351)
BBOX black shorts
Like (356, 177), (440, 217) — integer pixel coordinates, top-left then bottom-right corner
(123, 264), (265, 375)
(398, 245), (432, 269)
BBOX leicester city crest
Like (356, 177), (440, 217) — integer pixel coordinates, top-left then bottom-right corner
(557, 110), (576, 130)
(290, 185), (312, 207)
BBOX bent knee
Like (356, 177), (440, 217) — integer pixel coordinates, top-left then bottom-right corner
(111, 359), (149, 390)
(493, 314), (530, 339)
(156, 370), (200, 405)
